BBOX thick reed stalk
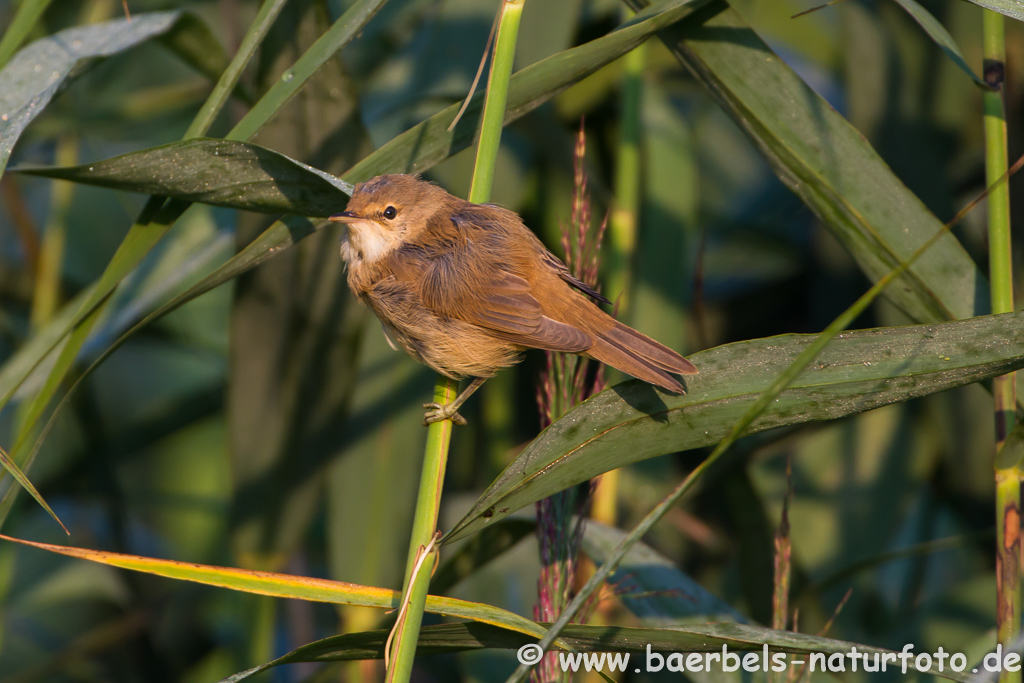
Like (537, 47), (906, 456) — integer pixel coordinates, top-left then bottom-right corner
(982, 10), (1020, 678)
(384, 3), (525, 681)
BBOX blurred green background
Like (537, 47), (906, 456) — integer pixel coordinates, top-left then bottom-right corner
(0, 0), (1021, 680)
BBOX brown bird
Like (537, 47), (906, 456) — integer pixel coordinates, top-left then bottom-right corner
(330, 174), (698, 426)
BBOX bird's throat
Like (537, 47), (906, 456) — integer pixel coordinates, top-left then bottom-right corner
(340, 220), (398, 265)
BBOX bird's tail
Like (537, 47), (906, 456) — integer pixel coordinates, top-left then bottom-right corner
(587, 320), (698, 393)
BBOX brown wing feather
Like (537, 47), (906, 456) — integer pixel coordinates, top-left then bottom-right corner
(538, 251), (611, 305)
(418, 257), (592, 353)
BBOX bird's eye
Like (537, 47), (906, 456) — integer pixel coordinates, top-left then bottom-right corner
(383, 206), (397, 220)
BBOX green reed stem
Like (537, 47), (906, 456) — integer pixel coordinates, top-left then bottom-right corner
(982, 9), (1020, 676)
(0, 0), (55, 69)
(187, 0), (289, 140)
(28, 135), (75, 330)
(230, 0), (389, 142)
(469, 0), (525, 202)
(605, 37), (644, 310)
(386, 3), (525, 681)
(593, 27), (646, 528)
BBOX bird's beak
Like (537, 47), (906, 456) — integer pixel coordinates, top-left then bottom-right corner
(329, 210), (360, 223)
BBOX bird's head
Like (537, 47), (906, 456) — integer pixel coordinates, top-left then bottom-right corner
(331, 174), (452, 265)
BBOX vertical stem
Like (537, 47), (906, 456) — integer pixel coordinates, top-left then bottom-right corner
(384, 379), (455, 683)
(469, 0), (525, 203)
(983, 8), (1020, 676)
(385, 3), (525, 681)
(29, 135), (76, 330)
(593, 30), (646, 529)
(605, 39), (644, 311)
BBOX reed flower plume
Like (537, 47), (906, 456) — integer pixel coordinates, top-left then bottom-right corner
(532, 123), (607, 683)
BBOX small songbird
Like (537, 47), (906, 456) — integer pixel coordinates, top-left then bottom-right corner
(330, 174), (698, 426)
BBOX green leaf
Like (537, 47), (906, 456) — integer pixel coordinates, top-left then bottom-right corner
(16, 139), (353, 216)
(892, 0), (991, 89)
(962, 0), (1024, 22)
(0, 534), (556, 643)
(0, 11), (220, 178)
(0, 446), (64, 534)
(445, 310), (1024, 542)
(227, 0), (391, 143)
(218, 621), (968, 682)
(623, 0), (986, 324)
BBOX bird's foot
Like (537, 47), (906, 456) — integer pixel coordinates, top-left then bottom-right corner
(423, 402), (468, 427)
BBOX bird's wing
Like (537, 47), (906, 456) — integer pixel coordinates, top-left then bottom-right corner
(414, 248), (592, 354)
(538, 251), (612, 305)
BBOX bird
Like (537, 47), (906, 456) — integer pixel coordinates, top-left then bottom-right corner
(330, 174), (698, 426)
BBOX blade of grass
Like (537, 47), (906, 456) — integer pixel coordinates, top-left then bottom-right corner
(229, 0), (389, 143)
(344, 0), (705, 182)
(0, 447), (63, 533)
(892, 0), (991, 89)
(502, 151), (1024, 683)
(183, 0), (288, 140)
(385, 4), (527, 680)
(0, 534), (559, 643)
(0, 0), (55, 68)
(629, 0), (1023, 407)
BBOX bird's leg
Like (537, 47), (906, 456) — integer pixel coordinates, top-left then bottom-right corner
(423, 377), (487, 426)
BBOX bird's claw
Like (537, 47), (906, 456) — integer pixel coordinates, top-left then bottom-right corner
(422, 402), (467, 427)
